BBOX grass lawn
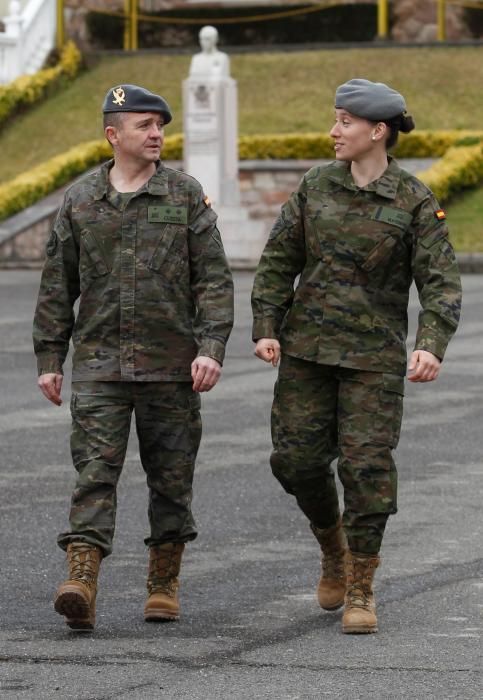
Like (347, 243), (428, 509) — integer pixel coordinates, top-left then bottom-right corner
(446, 187), (483, 252)
(1, 46), (483, 183)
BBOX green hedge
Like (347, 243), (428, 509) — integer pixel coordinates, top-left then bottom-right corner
(1, 130), (483, 221)
(0, 41), (82, 130)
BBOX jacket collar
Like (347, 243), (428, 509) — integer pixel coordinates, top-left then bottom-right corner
(93, 160), (169, 200)
(327, 156), (401, 200)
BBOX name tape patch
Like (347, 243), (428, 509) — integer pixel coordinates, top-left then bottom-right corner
(371, 206), (413, 230)
(148, 205), (187, 225)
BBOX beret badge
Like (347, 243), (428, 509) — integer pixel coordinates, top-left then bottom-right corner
(112, 87), (126, 107)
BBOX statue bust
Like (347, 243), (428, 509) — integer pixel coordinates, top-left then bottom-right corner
(189, 25), (230, 79)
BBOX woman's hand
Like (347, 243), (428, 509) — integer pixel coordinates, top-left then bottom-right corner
(408, 350), (441, 382)
(254, 338), (281, 367)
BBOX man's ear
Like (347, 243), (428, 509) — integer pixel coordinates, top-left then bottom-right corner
(105, 125), (118, 147)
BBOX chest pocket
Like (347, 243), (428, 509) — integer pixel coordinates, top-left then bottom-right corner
(148, 224), (187, 277)
(359, 233), (399, 272)
(304, 186), (348, 259)
(349, 205), (412, 274)
(80, 230), (110, 276)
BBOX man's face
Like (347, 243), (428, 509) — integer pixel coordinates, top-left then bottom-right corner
(200, 29), (216, 52)
(107, 112), (165, 164)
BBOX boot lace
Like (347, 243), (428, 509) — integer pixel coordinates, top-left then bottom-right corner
(346, 559), (377, 609)
(318, 524), (347, 581)
(69, 544), (99, 586)
(322, 550), (346, 581)
(148, 545), (181, 596)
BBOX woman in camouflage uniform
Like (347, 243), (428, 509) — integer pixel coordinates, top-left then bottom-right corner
(251, 79), (461, 634)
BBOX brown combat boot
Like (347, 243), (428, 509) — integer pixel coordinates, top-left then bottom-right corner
(54, 542), (102, 631)
(311, 519), (347, 610)
(144, 542), (185, 622)
(342, 551), (380, 634)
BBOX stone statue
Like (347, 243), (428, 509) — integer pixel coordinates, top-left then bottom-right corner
(189, 25), (229, 79)
(183, 24), (266, 263)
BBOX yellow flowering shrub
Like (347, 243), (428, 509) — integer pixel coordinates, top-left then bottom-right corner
(0, 41), (82, 127)
(239, 133), (334, 159)
(1, 129), (482, 220)
(162, 133), (183, 160)
(418, 143), (483, 202)
(0, 134), (182, 220)
(237, 130), (483, 160)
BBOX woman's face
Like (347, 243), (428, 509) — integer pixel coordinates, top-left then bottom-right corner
(330, 109), (379, 161)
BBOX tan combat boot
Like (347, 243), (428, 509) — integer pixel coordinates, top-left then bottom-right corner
(144, 542), (185, 622)
(311, 519), (347, 610)
(342, 551), (380, 634)
(54, 542), (102, 631)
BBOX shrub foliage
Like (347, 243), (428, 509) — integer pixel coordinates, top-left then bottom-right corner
(0, 41), (82, 130)
(1, 130), (482, 221)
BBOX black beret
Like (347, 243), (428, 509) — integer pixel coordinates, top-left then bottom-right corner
(102, 84), (172, 124)
(335, 78), (406, 121)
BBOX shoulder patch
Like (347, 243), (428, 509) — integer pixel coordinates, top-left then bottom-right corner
(435, 209), (446, 221)
(46, 230), (58, 257)
(203, 195), (211, 208)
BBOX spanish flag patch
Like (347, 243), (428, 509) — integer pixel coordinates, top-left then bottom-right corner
(203, 195), (211, 208)
(435, 209), (446, 221)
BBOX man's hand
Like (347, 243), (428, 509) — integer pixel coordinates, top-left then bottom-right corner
(408, 350), (441, 383)
(38, 373), (63, 405)
(191, 356), (221, 392)
(254, 338), (281, 367)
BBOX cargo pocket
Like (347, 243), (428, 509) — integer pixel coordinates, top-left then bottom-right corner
(375, 373), (405, 448)
(418, 231), (456, 272)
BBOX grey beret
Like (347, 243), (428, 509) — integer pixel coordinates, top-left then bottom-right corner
(335, 78), (406, 121)
(102, 84), (172, 124)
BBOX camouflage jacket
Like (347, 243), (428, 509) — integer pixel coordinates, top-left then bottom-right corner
(33, 160), (234, 382)
(252, 158), (462, 376)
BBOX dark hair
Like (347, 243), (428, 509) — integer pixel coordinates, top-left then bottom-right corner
(103, 112), (125, 131)
(103, 112), (125, 147)
(382, 113), (415, 149)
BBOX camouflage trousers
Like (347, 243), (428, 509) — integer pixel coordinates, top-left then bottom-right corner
(58, 381), (202, 557)
(270, 354), (404, 554)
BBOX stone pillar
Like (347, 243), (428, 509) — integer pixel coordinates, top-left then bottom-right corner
(4, 0), (22, 38)
(183, 77), (239, 209)
(183, 25), (266, 267)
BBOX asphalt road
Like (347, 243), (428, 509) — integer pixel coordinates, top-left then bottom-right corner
(0, 270), (481, 700)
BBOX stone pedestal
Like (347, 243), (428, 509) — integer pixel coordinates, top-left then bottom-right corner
(215, 206), (266, 269)
(183, 77), (239, 208)
(183, 75), (266, 266)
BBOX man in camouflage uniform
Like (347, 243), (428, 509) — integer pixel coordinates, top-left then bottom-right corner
(252, 79), (461, 634)
(33, 84), (234, 630)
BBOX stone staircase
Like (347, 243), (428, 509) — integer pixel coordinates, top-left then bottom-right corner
(0, 0), (56, 83)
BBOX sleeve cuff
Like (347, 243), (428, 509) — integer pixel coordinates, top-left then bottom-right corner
(252, 317), (280, 342)
(197, 338), (226, 366)
(414, 332), (448, 363)
(37, 356), (64, 376)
